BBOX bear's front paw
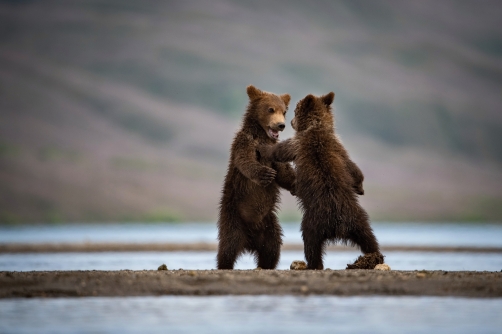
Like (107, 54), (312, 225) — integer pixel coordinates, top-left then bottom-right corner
(255, 166), (277, 187)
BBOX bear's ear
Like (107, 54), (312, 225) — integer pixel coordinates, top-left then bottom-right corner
(247, 85), (263, 100)
(302, 94), (317, 111)
(321, 92), (335, 107)
(280, 94), (291, 107)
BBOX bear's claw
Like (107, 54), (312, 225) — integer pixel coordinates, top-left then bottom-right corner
(257, 166), (276, 186)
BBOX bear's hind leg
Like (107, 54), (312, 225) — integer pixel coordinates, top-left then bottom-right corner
(303, 236), (326, 270)
(302, 214), (326, 270)
(345, 210), (383, 269)
(255, 213), (283, 269)
(347, 211), (381, 255)
(217, 243), (241, 270)
(217, 227), (246, 270)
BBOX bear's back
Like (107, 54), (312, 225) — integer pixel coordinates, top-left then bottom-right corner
(295, 128), (355, 208)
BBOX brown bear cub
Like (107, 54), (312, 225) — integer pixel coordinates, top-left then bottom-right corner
(259, 92), (383, 270)
(216, 85), (296, 270)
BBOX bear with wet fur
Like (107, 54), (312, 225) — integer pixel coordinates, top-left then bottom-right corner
(216, 85), (296, 270)
(259, 92), (382, 270)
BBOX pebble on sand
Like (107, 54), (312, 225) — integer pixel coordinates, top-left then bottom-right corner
(290, 260), (307, 270)
(157, 264), (168, 271)
(374, 263), (391, 271)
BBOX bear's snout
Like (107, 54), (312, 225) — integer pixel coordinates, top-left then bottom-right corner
(291, 118), (297, 131)
(277, 123), (285, 131)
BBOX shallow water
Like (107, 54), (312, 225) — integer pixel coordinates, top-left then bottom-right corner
(1, 223), (501, 333)
(1, 250), (502, 272)
(1, 222), (502, 272)
(0, 296), (501, 334)
(1, 222), (501, 247)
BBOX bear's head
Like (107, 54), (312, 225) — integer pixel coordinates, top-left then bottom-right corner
(291, 92), (335, 132)
(246, 85), (291, 140)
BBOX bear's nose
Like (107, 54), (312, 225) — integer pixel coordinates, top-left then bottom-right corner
(277, 123), (285, 131)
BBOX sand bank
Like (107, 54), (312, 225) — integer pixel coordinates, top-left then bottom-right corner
(1, 270), (501, 298)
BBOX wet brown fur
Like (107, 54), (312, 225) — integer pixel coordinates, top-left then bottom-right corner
(259, 92), (382, 270)
(216, 85), (296, 270)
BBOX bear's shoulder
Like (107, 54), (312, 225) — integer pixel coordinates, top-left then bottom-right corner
(234, 130), (255, 143)
(231, 131), (256, 151)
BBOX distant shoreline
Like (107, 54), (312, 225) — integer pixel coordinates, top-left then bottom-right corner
(1, 270), (501, 298)
(1, 242), (501, 254)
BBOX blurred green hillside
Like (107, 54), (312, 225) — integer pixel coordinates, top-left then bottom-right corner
(1, 0), (501, 223)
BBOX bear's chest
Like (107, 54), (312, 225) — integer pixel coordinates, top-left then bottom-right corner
(256, 149), (273, 168)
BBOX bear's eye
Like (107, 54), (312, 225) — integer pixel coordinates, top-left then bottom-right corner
(268, 107), (274, 113)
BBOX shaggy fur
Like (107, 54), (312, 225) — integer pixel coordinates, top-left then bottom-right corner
(346, 253), (384, 270)
(216, 85), (296, 270)
(259, 92), (382, 270)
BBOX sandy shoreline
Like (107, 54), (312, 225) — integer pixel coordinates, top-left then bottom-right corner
(1, 270), (501, 298)
(1, 242), (501, 253)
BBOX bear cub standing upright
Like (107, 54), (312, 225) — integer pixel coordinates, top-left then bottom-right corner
(259, 92), (383, 270)
(217, 85), (296, 270)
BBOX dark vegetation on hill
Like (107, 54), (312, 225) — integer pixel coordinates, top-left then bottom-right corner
(1, 0), (501, 223)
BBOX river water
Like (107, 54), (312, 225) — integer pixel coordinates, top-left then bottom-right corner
(0, 296), (501, 333)
(1, 222), (501, 333)
(1, 222), (501, 271)
(1, 222), (502, 246)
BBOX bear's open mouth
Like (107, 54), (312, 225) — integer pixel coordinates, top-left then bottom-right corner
(268, 128), (279, 140)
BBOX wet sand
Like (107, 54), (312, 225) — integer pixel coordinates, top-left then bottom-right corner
(1, 243), (501, 253)
(1, 270), (501, 298)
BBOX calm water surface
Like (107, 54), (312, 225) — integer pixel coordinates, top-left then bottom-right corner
(1, 250), (502, 271)
(0, 296), (501, 334)
(1, 222), (501, 247)
(1, 222), (501, 271)
(1, 223), (501, 333)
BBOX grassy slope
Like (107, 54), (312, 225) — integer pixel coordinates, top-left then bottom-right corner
(0, 0), (501, 223)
